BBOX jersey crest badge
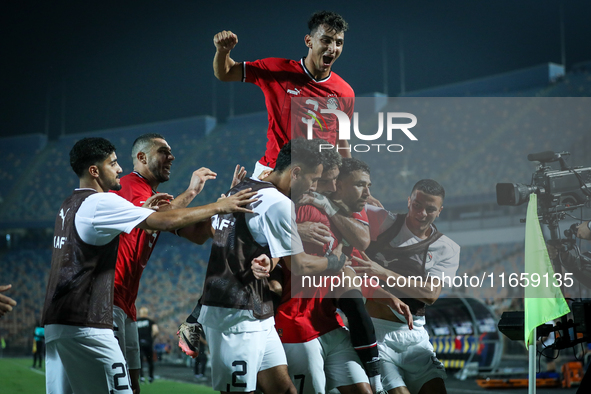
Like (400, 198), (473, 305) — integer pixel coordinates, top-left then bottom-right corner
(327, 97), (339, 110)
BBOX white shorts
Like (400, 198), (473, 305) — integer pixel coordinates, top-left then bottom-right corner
(45, 324), (132, 394)
(113, 305), (141, 369)
(282, 327), (369, 394)
(252, 161), (274, 179)
(203, 325), (287, 392)
(372, 318), (446, 394)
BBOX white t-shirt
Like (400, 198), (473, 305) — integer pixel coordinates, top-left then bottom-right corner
(74, 189), (154, 246)
(365, 205), (460, 324)
(47, 189), (154, 341)
(365, 204), (460, 279)
(200, 181), (304, 332)
(245, 183), (304, 258)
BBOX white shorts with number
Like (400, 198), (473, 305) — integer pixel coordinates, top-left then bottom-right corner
(282, 327), (369, 394)
(372, 318), (446, 394)
(203, 324), (287, 392)
(113, 305), (140, 369)
(45, 324), (133, 394)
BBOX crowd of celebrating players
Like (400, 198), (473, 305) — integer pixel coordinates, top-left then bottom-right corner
(0, 10), (464, 394)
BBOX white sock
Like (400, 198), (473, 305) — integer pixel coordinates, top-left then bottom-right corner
(369, 374), (384, 393)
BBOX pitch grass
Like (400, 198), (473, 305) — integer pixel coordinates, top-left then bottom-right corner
(0, 357), (216, 394)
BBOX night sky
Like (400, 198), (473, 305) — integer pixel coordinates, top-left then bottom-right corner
(2, 0), (591, 139)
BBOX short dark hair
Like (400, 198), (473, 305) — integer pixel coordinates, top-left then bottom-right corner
(274, 138), (324, 174)
(131, 133), (165, 161)
(338, 157), (370, 180)
(311, 139), (342, 170)
(70, 137), (117, 177)
(411, 179), (445, 200)
(308, 11), (348, 35)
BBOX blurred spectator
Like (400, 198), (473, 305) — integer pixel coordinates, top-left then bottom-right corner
(193, 336), (208, 379)
(137, 307), (159, 383)
(32, 321), (45, 368)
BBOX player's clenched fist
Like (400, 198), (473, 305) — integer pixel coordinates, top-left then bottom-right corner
(214, 30), (238, 52)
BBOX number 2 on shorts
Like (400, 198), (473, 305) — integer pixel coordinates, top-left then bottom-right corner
(112, 362), (130, 391)
(232, 360), (247, 388)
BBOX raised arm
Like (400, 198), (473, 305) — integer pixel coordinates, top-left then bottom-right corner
(174, 166), (245, 244)
(213, 30), (243, 82)
(170, 168), (217, 209)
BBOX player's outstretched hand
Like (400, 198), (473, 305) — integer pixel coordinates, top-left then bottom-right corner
(258, 169), (272, 180)
(216, 189), (257, 214)
(387, 295), (413, 330)
(366, 194), (384, 208)
(230, 165), (247, 189)
(143, 193), (174, 211)
(214, 30), (238, 53)
(0, 284), (17, 318)
(352, 252), (389, 279)
(188, 167), (217, 196)
(299, 192), (340, 217)
(298, 221), (332, 246)
(251, 254), (271, 279)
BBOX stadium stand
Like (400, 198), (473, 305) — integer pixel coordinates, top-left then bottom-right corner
(1, 63), (591, 358)
(0, 134), (47, 210)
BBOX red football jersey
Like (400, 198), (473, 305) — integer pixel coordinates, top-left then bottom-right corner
(244, 57), (355, 168)
(274, 204), (343, 343)
(111, 172), (160, 321)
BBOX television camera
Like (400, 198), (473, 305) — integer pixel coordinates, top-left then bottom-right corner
(496, 151), (591, 352)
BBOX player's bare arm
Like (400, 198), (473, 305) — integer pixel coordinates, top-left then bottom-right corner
(213, 30), (243, 82)
(352, 252), (442, 304)
(170, 167), (217, 208)
(299, 192), (370, 250)
(329, 212), (370, 251)
(141, 193), (173, 237)
(138, 189), (257, 232)
(176, 220), (214, 245)
(368, 286), (414, 330)
(330, 262), (414, 330)
(175, 165), (245, 243)
(297, 221), (333, 247)
(283, 243), (347, 276)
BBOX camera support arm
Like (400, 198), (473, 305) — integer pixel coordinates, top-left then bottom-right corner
(545, 216), (575, 350)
